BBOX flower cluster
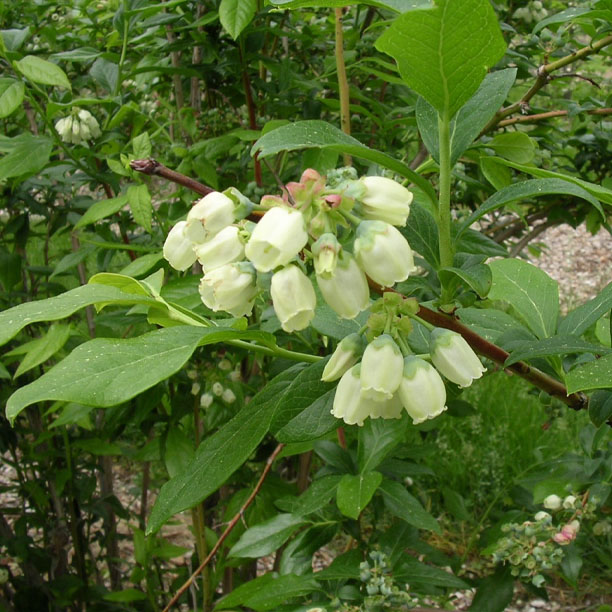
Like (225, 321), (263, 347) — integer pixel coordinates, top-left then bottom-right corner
(55, 108), (102, 145)
(323, 294), (485, 426)
(513, 0), (547, 24)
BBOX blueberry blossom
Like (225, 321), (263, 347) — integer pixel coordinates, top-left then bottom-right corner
(311, 233), (341, 278)
(198, 261), (257, 317)
(543, 494), (563, 511)
(163, 221), (197, 271)
(194, 225), (245, 273)
(358, 175), (413, 226)
(321, 333), (365, 382)
(184, 191), (236, 243)
(360, 334), (404, 402)
(245, 206), (308, 272)
(397, 356), (447, 424)
(430, 328), (486, 388)
(354, 220), (416, 287)
(270, 264), (316, 332)
(331, 364), (385, 426)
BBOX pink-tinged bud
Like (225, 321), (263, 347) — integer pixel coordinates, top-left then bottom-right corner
(553, 520), (579, 545)
(324, 194), (342, 208)
(260, 194), (286, 208)
(300, 168), (323, 184)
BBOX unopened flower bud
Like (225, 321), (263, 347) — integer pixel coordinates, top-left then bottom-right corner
(163, 221), (197, 271)
(222, 388), (236, 403)
(212, 382), (224, 396)
(312, 233), (340, 278)
(430, 328), (486, 388)
(200, 393), (213, 408)
(360, 334), (403, 401)
(270, 265), (316, 332)
(358, 176), (413, 226)
(543, 494), (562, 511)
(191, 382), (201, 395)
(185, 192), (236, 243)
(194, 225), (245, 273)
(321, 333), (365, 382)
(218, 358), (232, 371)
(397, 356), (447, 424)
(534, 511), (551, 522)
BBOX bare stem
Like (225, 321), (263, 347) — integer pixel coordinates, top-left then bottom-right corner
(497, 106), (612, 128)
(335, 7), (352, 166)
(130, 158), (213, 197)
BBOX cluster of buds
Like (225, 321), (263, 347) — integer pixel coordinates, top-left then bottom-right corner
(356, 550), (414, 609)
(54, 108), (102, 145)
(322, 294), (485, 426)
(513, 0), (548, 24)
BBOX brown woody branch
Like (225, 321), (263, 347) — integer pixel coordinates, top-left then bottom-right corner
(497, 107), (612, 128)
(130, 158), (213, 197)
(162, 443), (285, 612)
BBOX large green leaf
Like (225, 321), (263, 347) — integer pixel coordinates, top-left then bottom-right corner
(13, 323), (71, 378)
(559, 282), (612, 337)
(376, 0), (506, 118)
(358, 417), (407, 474)
(219, 0), (256, 39)
(252, 120), (437, 205)
(456, 179), (602, 239)
(416, 68), (517, 164)
(395, 557), (468, 588)
(504, 336), (610, 367)
(127, 184), (152, 233)
(75, 194), (129, 229)
(488, 132), (536, 164)
(14, 55), (71, 89)
(270, 0), (431, 10)
(401, 202), (439, 268)
(488, 259), (559, 339)
(0, 78), (24, 118)
(6, 327), (267, 423)
(275, 475), (342, 515)
(0, 135), (53, 180)
(336, 471), (382, 519)
(228, 514), (307, 558)
(566, 354), (612, 394)
(469, 566), (514, 612)
(379, 478), (440, 532)
(0, 284), (155, 347)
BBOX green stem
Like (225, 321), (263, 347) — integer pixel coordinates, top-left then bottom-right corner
(334, 7), (352, 166)
(408, 312), (435, 332)
(437, 110), (453, 271)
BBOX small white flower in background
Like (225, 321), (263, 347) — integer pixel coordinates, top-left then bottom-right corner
(184, 191), (236, 243)
(360, 334), (403, 402)
(430, 328), (486, 388)
(321, 333), (365, 382)
(163, 221), (197, 271)
(593, 521), (612, 536)
(397, 356), (447, 424)
(245, 206), (308, 272)
(212, 382), (224, 396)
(542, 494), (562, 511)
(312, 233), (341, 278)
(331, 364), (382, 426)
(77, 109), (101, 138)
(534, 511), (551, 522)
(316, 251), (370, 319)
(187, 369), (198, 380)
(199, 261), (258, 317)
(229, 369), (241, 382)
(354, 220), (416, 287)
(222, 388), (236, 403)
(270, 264), (316, 332)
(358, 175), (413, 226)
(200, 392), (213, 408)
(194, 225), (245, 273)
(562, 495), (577, 509)
(191, 382), (201, 395)
(218, 358), (232, 371)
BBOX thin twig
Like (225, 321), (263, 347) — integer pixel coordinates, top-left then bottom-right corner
(497, 106), (612, 128)
(335, 7), (352, 166)
(130, 158), (213, 197)
(162, 443), (285, 612)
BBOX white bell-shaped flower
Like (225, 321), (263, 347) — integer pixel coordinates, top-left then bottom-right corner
(368, 393), (404, 420)
(270, 264), (316, 332)
(331, 364), (383, 426)
(360, 334), (404, 402)
(359, 176), (413, 226)
(199, 261), (257, 317)
(184, 191), (236, 244)
(163, 221), (197, 271)
(430, 328), (486, 388)
(321, 333), (365, 382)
(316, 251), (370, 320)
(245, 206), (308, 272)
(194, 225), (245, 273)
(397, 356), (447, 424)
(312, 233), (341, 278)
(354, 221), (416, 287)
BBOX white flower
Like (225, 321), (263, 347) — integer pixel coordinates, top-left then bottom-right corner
(184, 192), (236, 243)
(222, 388), (236, 403)
(245, 206), (308, 272)
(430, 328), (486, 388)
(316, 252), (370, 319)
(360, 334), (403, 402)
(218, 358), (232, 371)
(212, 382), (224, 396)
(534, 511), (551, 522)
(331, 364), (384, 426)
(397, 356), (447, 424)
(200, 392), (213, 408)
(543, 494), (562, 511)
(163, 221), (197, 271)
(77, 109), (101, 138)
(312, 233), (341, 278)
(368, 393), (404, 420)
(194, 225), (245, 273)
(270, 265), (316, 332)
(354, 221), (416, 287)
(563, 495), (577, 509)
(199, 261), (258, 317)
(321, 333), (364, 382)
(359, 176), (413, 226)
(191, 382), (201, 395)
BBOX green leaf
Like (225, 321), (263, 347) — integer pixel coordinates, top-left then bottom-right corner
(50, 246), (95, 279)
(51, 47), (103, 62)
(533, 8), (593, 34)
(14, 323), (71, 378)
(488, 132), (535, 164)
(456, 307), (528, 344)
(395, 557), (468, 588)
(376, 0), (506, 118)
(1, 28), (30, 51)
(119, 253), (164, 278)
(315, 548), (362, 580)
(219, 0), (256, 39)
(90, 57), (118, 92)
(439, 263), (492, 299)
(132, 132), (151, 158)
(336, 471), (382, 519)
(14, 56), (71, 90)
(75, 194), (129, 229)
(504, 336), (610, 367)
(488, 259), (559, 339)
(0, 79), (25, 118)
(48, 404), (95, 429)
(164, 428), (194, 478)
(103, 589), (148, 603)
(6, 327), (265, 423)
(456, 179), (603, 239)
(127, 184), (152, 233)
(401, 203), (439, 268)
(358, 418), (407, 474)
(589, 391), (612, 428)
(270, 0), (431, 10)
(469, 566), (514, 612)
(0, 284), (155, 347)
(560, 544), (583, 588)
(148, 364), (308, 534)
(214, 573), (320, 611)
(275, 475), (342, 516)
(228, 514), (307, 558)
(559, 282), (612, 337)
(566, 354), (612, 394)
(252, 120), (437, 206)
(417, 68), (517, 164)
(0, 135), (53, 180)
(379, 478), (440, 532)
(480, 156), (512, 190)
